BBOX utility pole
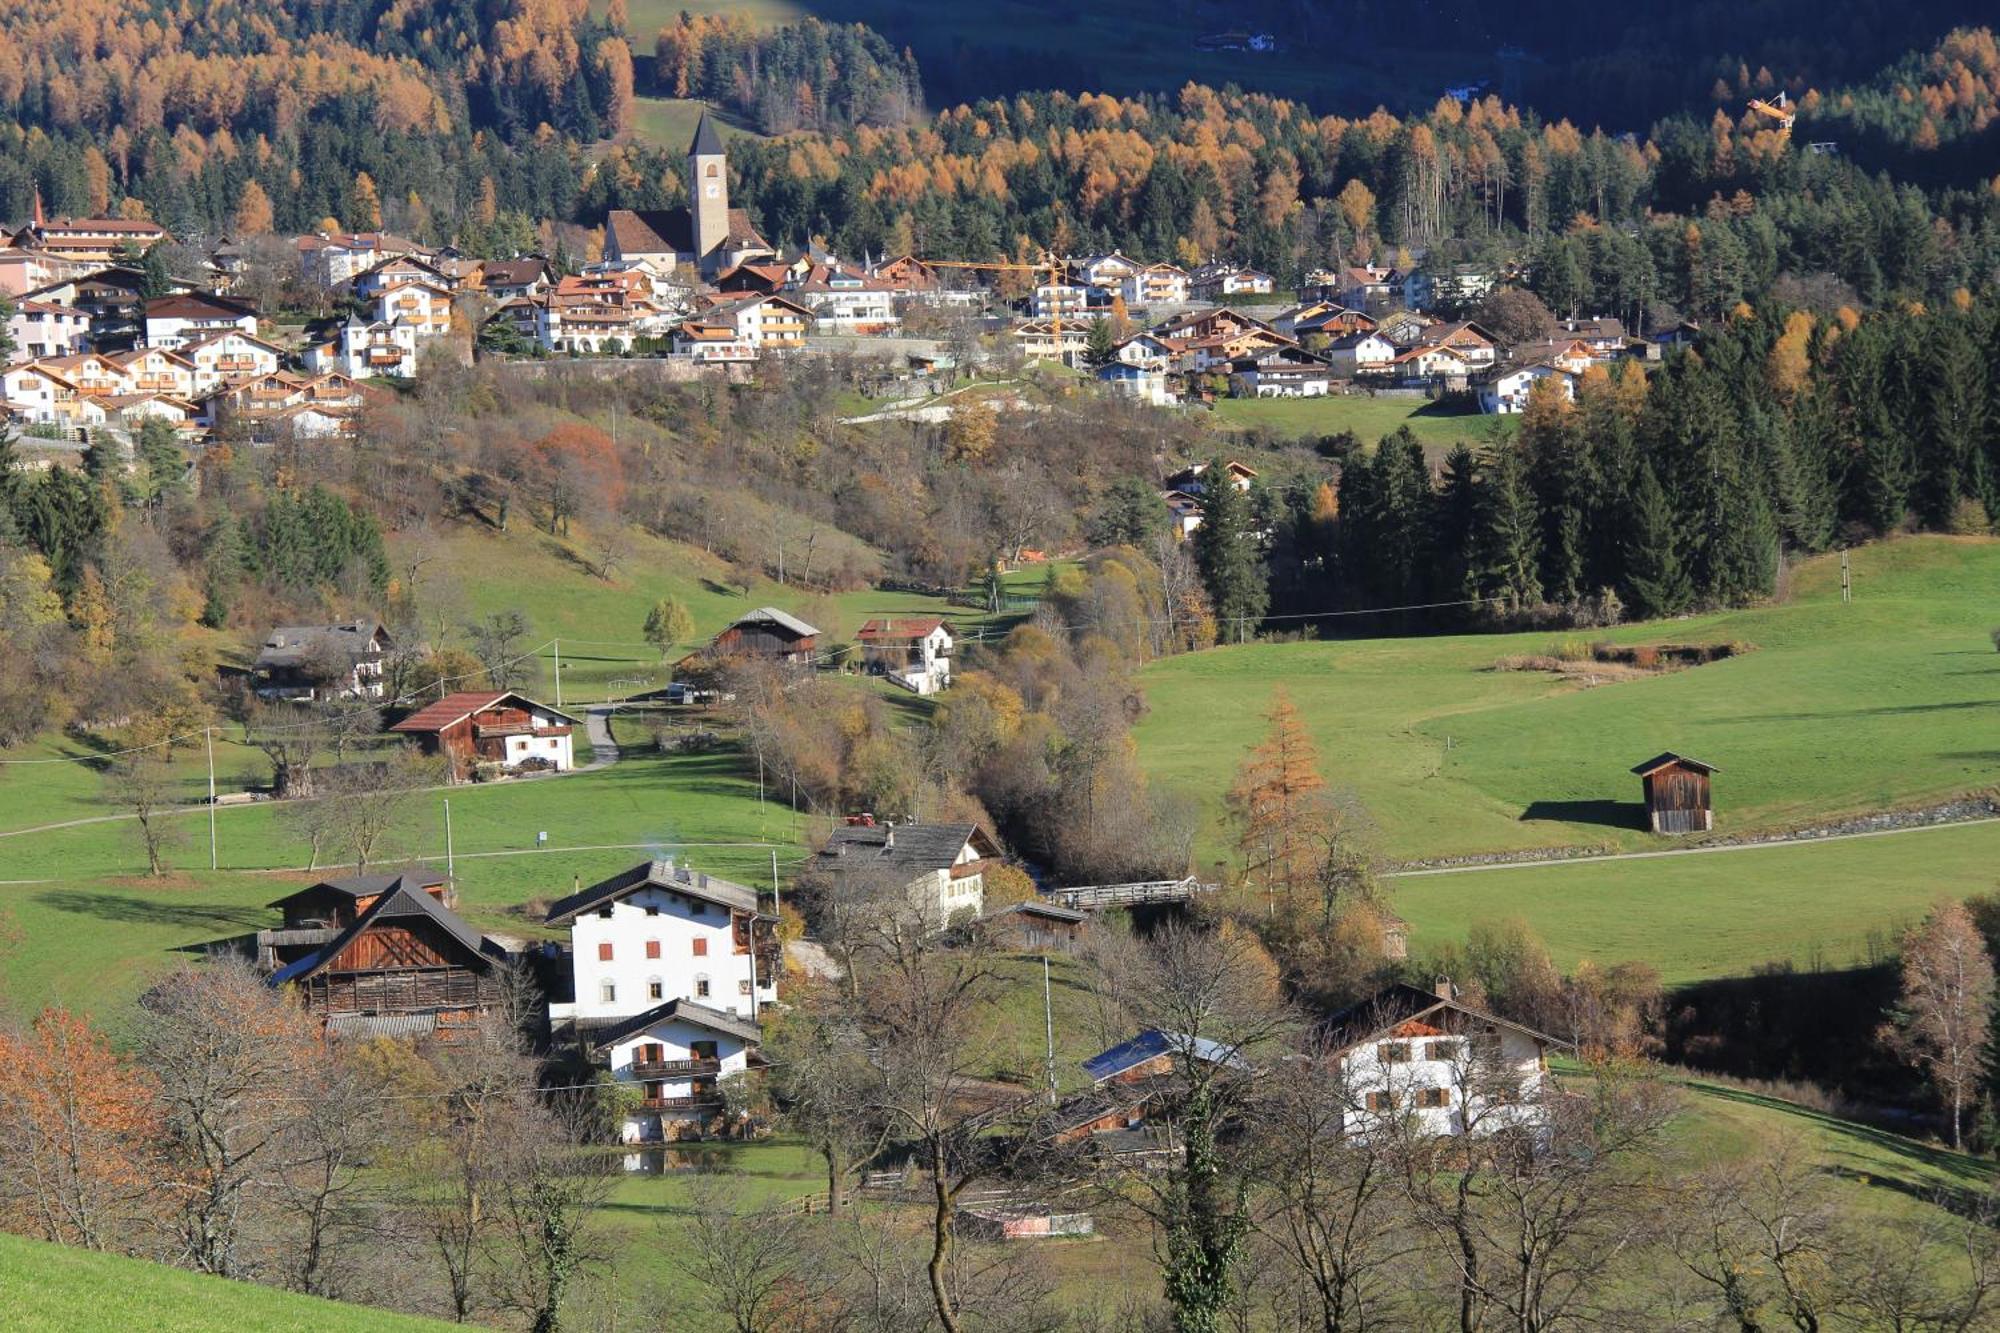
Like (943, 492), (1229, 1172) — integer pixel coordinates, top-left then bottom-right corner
(553, 638), (562, 708)
(444, 798), (455, 880)
(770, 849), (781, 918)
(1043, 955), (1057, 1106)
(205, 726), (217, 870)
(1841, 549), (1852, 604)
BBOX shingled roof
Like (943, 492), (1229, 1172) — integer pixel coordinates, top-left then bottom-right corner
(545, 858), (760, 924)
(587, 996), (762, 1050)
(856, 617), (947, 643)
(267, 866), (444, 911)
(254, 620), (386, 672)
(813, 822), (998, 876)
(1316, 982), (1567, 1055)
(727, 606), (821, 639)
(267, 881), (501, 986)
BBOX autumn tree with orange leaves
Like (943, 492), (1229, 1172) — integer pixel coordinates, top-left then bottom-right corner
(0, 1008), (159, 1251)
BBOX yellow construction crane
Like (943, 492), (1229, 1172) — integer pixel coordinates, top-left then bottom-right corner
(1747, 90), (1796, 135)
(920, 250), (1075, 338)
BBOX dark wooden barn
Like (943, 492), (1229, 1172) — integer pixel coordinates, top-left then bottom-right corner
(267, 880), (508, 1038)
(1630, 752), (1718, 834)
(708, 607), (820, 663)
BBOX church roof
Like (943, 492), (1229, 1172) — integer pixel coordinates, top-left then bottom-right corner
(688, 108), (725, 157)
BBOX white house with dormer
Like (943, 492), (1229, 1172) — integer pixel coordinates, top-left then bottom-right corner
(808, 819), (1001, 928)
(545, 859), (775, 1031)
(587, 999), (765, 1142)
(1320, 981), (1564, 1142)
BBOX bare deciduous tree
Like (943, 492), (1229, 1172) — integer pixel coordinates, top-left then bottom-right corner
(1882, 899), (1996, 1149)
(672, 1181), (841, 1333)
(139, 958), (319, 1278)
(1667, 1135), (1846, 1333)
(1249, 1043), (1416, 1333)
(110, 752), (185, 876)
(1119, 924), (1295, 1333)
(1398, 1058), (1678, 1333)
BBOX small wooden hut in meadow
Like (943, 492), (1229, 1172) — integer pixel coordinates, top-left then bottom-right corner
(1630, 752), (1718, 834)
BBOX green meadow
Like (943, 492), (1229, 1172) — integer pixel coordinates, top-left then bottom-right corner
(1134, 536), (2000, 864)
(1210, 391), (1515, 456)
(0, 1230), (456, 1332)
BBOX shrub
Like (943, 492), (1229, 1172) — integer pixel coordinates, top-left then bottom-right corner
(1547, 637), (1591, 662)
(1630, 645), (1661, 670)
(1949, 497), (1993, 535)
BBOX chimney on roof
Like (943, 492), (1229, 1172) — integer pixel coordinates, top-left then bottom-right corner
(884, 826), (895, 849)
(1434, 976), (1457, 1001)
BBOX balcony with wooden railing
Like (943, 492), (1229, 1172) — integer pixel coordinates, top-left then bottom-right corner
(639, 1093), (724, 1112)
(629, 1056), (721, 1079)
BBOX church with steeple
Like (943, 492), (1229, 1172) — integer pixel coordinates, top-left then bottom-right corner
(603, 110), (774, 281)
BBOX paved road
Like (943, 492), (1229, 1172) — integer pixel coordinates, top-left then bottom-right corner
(582, 705), (621, 770)
(1384, 815), (2000, 879)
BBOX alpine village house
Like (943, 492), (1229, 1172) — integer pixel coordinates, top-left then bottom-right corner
(543, 859), (778, 1142)
(264, 870), (510, 1041)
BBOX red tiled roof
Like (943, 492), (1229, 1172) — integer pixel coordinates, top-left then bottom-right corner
(389, 691), (507, 734)
(857, 617), (946, 642)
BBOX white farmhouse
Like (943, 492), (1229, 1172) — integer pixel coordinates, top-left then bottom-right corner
(1321, 981), (1566, 1142)
(855, 617), (953, 694)
(1324, 330), (1397, 377)
(1475, 362), (1576, 414)
(584, 999), (765, 1142)
(545, 859), (775, 1029)
(809, 819), (1001, 928)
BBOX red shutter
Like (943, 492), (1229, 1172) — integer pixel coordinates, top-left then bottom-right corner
(645, 939), (661, 960)
(692, 938), (707, 957)
(597, 942), (613, 961)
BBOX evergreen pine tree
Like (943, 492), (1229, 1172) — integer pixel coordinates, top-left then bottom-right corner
(1474, 441), (1542, 611)
(1621, 461), (1692, 619)
(1193, 459), (1269, 642)
(1367, 429), (1432, 603)
(138, 243), (175, 299)
(1916, 318), (1988, 529)
(1432, 443), (1481, 603)
(1082, 316), (1117, 368)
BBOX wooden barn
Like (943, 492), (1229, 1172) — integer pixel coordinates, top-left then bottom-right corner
(1630, 752), (1718, 834)
(267, 878), (508, 1038)
(981, 899), (1090, 953)
(256, 868), (452, 971)
(708, 607), (820, 664)
(389, 690), (580, 781)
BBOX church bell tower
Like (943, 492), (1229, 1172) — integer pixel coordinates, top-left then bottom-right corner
(688, 109), (728, 274)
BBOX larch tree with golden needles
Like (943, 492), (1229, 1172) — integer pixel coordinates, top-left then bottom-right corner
(1227, 688), (1327, 904)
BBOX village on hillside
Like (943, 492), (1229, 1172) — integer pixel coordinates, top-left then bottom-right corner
(8, 0), (2000, 1319)
(0, 110), (1682, 456)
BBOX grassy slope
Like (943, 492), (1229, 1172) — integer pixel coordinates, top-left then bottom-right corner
(411, 520), (1029, 702)
(1136, 535), (2000, 975)
(0, 1231), (454, 1332)
(0, 744), (802, 1029)
(1135, 536), (2000, 863)
(1211, 393), (1516, 455)
(627, 97), (762, 153)
(1392, 820), (2000, 983)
